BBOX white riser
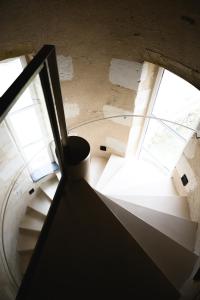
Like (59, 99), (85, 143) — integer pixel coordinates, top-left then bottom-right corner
(28, 192), (51, 216)
(19, 210), (45, 232)
(95, 154), (124, 191)
(40, 176), (58, 200)
(17, 231), (39, 252)
(106, 195), (197, 252)
(107, 194), (190, 220)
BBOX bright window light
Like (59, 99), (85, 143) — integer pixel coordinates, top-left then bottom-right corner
(0, 57), (53, 176)
(140, 70), (200, 173)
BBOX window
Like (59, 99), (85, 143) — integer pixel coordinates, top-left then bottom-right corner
(139, 69), (200, 173)
(0, 57), (55, 180)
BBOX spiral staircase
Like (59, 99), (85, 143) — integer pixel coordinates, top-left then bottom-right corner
(1, 45), (199, 299)
(16, 153), (199, 296)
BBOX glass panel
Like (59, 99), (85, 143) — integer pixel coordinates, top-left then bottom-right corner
(0, 57), (23, 96)
(10, 88), (33, 112)
(152, 70), (200, 139)
(8, 106), (44, 147)
(5, 71), (55, 177)
(22, 140), (46, 162)
(157, 118), (194, 141)
(140, 119), (185, 171)
(27, 148), (52, 173)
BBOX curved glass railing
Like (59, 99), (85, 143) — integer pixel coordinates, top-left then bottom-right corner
(69, 114), (198, 173)
(70, 114), (198, 133)
(1, 114), (199, 295)
(1, 139), (55, 289)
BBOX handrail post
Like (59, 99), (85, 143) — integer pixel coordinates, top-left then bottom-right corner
(39, 63), (65, 174)
(46, 47), (68, 147)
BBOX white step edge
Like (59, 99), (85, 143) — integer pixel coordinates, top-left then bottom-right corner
(56, 171), (61, 181)
(28, 192), (51, 216)
(99, 193), (199, 289)
(95, 154), (124, 191)
(40, 176), (59, 200)
(17, 231), (39, 252)
(108, 195), (197, 252)
(102, 176), (178, 197)
(19, 210), (45, 232)
(106, 194), (190, 220)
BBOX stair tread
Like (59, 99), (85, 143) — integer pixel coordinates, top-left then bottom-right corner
(101, 158), (178, 196)
(19, 210), (45, 232)
(28, 192), (51, 216)
(23, 178), (179, 299)
(17, 231), (39, 252)
(107, 195), (197, 251)
(99, 193), (198, 289)
(107, 194), (190, 220)
(95, 154), (124, 191)
(40, 176), (59, 200)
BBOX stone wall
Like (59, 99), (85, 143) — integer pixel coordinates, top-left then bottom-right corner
(0, 122), (25, 298)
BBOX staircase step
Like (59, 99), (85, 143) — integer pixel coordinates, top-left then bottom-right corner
(89, 156), (108, 187)
(20, 252), (33, 275)
(24, 178), (179, 299)
(28, 192), (51, 216)
(101, 158), (178, 196)
(19, 210), (45, 232)
(95, 154), (124, 191)
(40, 176), (59, 200)
(108, 194), (190, 220)
(56, 171), (61, 181)
(107, 195), (197, 251)
(17, 231), (39, 252)
(100, 193), (198, 289)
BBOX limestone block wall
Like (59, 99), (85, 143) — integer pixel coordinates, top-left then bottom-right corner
(0, 122), (25, 299)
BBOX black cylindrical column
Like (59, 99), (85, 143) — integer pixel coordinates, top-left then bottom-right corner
(64, 136), (90, 181)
